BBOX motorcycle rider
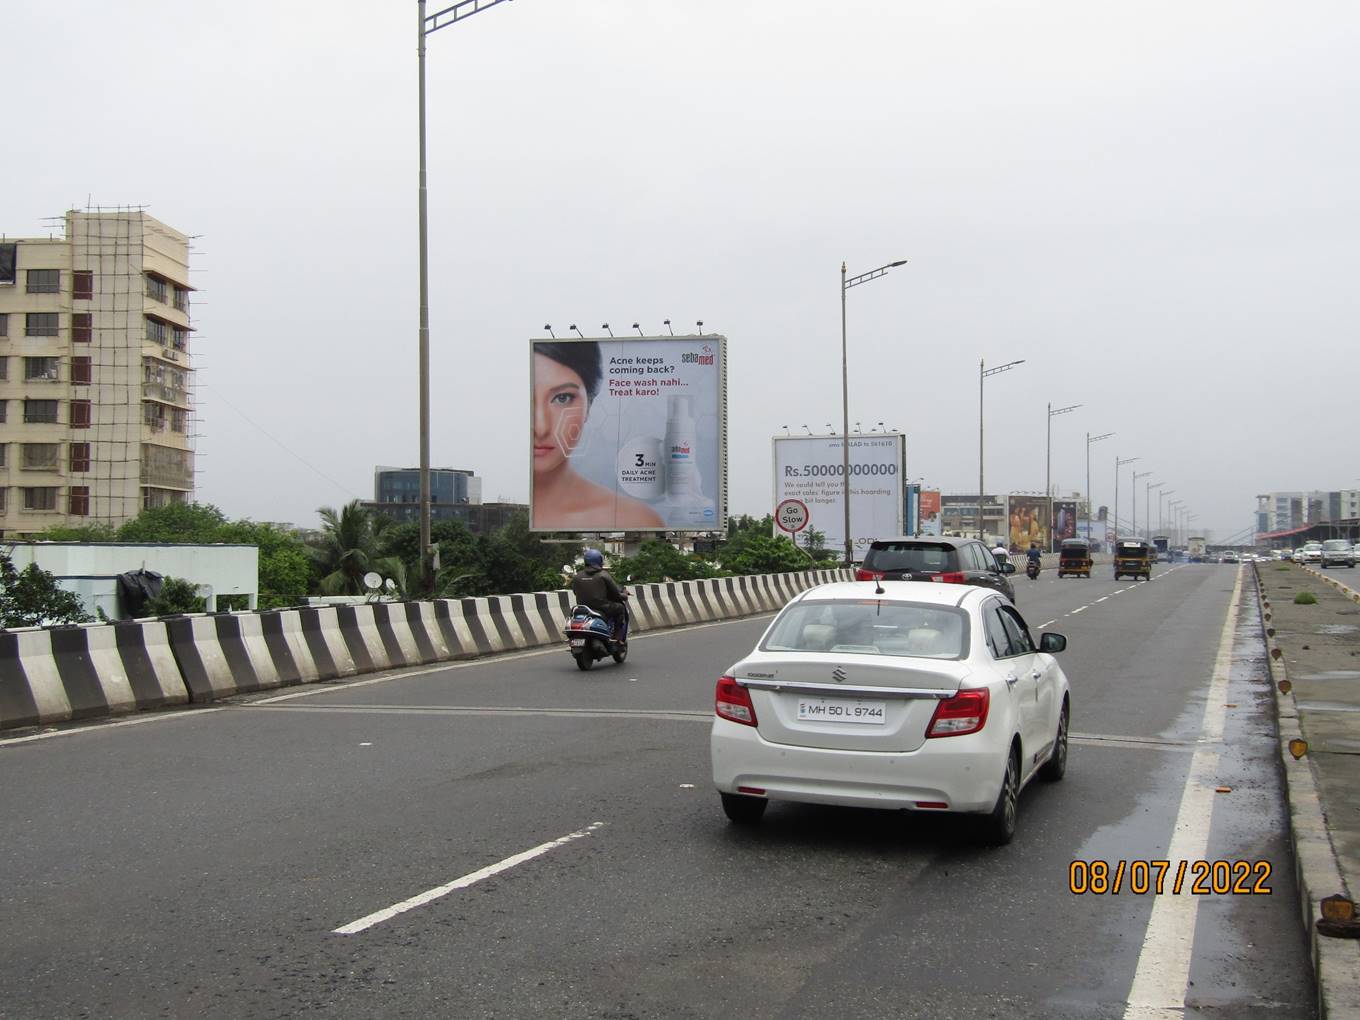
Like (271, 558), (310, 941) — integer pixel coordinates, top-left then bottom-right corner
(1025, 542), (1042, 577)
(570, 549), (628, 637)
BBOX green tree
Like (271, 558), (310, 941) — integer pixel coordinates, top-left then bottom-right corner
(144, 577), (207, 615)
(723, 534), (812, 575)
(310, 501), (407, 596)
(217, 520), (312, 609)
(0, 554), (93, 628)
(612, 540), (723, 583)
(116, 503), (228, 543)
(37, 523), (119, 542)
(477, 512), (570, 594)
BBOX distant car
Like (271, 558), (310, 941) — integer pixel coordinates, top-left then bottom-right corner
(1299, 543), (1324, 564)
(710, 581), (1071, 845)
(1321, 540), (1356, 568)
(855, 537), (1017, 604)
(1290, 548), (1306, 562)
(1220, 552), (1239, 564)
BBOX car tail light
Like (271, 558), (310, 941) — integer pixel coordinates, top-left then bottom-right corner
(927, 688), (989, 737)
(855, 568), (884, 581)
(930, 572), (967, 584)
(715, 676), (758, 727)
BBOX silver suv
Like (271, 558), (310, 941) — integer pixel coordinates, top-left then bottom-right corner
(1320, 539), (1356, 568)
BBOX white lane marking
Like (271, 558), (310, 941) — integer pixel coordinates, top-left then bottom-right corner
(1069, 606), (1088, 615)
(333, 821), (606, 935)
(0, 706), (225, 748)
(1121, 566), (1241, 1019)
(1096, 596), (1110, 603)
(1039, 620), (1057, 628)
(254, 612), (778, 705)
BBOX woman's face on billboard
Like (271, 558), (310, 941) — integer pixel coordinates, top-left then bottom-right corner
(532, 353), (589, 474)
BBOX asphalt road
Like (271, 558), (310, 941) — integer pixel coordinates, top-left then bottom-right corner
(0, 564), (1315, 1019)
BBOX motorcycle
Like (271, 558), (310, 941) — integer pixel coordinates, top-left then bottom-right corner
(1026, 559), (1041, 581)
(565, 597), (630, 671)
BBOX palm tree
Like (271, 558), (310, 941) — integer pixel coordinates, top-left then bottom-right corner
(312, 501), (378, 595)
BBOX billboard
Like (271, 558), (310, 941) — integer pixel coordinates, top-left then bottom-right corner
(918, 489), (942, 536)
(1007, 495), (1051, 553)
(772, 433), (905, 560)
(530, 336), (726, 532)
(1052, 499), (1079, 548)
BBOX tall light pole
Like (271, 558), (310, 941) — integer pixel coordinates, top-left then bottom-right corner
(1131, 470), (1152, 536)
(1086, 432), (1114, 545)
(1158, 489), (1175, 534)
(1146, 482), (1165, 540)
(1114, 456), (1138, 541)
(417, 0), (513, 588)
(841, 259), (907, 564)
(979, 358), (1025, 541)
(1045, 402), (1081, 552)
(1167, 498), (1183, 544)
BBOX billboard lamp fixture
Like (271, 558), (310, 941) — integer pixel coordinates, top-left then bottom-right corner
(632, 323), (643, 336)
(663, 319), (674, 336)
(543, 324), (556, 338)
(696, 320), (704, 333)
(569, 324), (584, 338)
(601, 323), (613, 337)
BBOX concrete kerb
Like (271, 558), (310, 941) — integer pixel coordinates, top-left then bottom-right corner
(1252, 563), (1360, 1018)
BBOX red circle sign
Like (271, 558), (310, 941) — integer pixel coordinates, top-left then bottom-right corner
(776, 498), (809, 534)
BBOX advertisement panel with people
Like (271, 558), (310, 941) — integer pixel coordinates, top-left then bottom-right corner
(530, 336), (726, 532)
(1052, 499), (1078, 550)
(772, 433), (905, 559)
(1007, 495), (1051, 553)
(918, 489), (942, 536)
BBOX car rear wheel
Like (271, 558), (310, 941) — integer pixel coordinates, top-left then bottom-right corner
(1039, 700), (1069, 782)
(720, 792), (767, 825)
(979, 746), (1020, 845)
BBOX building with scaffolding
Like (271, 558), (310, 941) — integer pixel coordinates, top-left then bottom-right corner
(0, 208), (195, 536)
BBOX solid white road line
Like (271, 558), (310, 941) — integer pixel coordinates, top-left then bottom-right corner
(334, 821), (606, 935)
(0, 706), (225, 748)
(1121, 567), (1241, 1019)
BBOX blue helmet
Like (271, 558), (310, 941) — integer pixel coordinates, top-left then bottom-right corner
(583, 548), (604, 568)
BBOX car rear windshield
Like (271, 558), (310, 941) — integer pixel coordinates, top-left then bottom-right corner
(862, 542), (957, 573)
(761, 599), (969, 659)
(1323, 540), (1351, 550)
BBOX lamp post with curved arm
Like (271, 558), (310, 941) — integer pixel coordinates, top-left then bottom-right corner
(979, 358), (1025, 540)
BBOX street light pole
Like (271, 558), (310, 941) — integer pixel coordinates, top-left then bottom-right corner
(416, 0), (513, 590)
(1132, 471), (1152, 536)
(841, 258), (907, 565)
(1158, 489), (1175, 534)
(1086, 432), (1114, 545)
(1114, 456), (1138, 541)
(1046, 402), (1080, 550)
(1167, 498), (1182, 543)
(1146, 482), (1165, 540)
(979, 357), (1025, 541)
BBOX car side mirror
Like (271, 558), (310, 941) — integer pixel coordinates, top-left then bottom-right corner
(1002, 563), (1016, 575)
(1039, 632), (1067, 654)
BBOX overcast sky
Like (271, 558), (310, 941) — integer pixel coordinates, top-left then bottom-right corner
(6, 1), (1357, 541)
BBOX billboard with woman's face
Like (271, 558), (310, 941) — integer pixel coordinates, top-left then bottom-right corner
(1007, 495), (1051, 552)
(530, 336), (727, 532)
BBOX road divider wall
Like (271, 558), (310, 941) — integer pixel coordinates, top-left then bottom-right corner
(0, 568), (852, 733)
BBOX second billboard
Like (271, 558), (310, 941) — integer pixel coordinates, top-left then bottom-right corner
(772, 434), (905, 559)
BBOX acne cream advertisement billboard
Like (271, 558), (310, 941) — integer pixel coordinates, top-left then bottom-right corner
(530, 336), (727, 533)
(772, 434), (905, 558)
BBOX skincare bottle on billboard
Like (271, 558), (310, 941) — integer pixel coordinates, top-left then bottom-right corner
(662, 395), (715, 525)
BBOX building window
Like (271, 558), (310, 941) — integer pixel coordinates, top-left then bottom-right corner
(145, 317), (167, 345)
(145, 275), (168, 303)
(173, 285), (190, 313)
(172, 327), (188, 352)
(69, 442), (91, 473)
(70, 399), (92, 429)
(171, 408), (188, 433)
(73, 271), (94, 300)
(22, 487), (58, 511)
(26, 313), (59, 337)
(0, 488), (7, 514)
(0, 401), (6, 424)
(0, 313), (7, 336)
(0, 445), (6, 467)
(69, 486), (90, 517)
(23, 357), (60, 382)
(22, 399), (58, 424)
(71, 356), (92, 386)
(0, 357), (6, 381)
(0, 244), (15, 285)
(72, 313), (92, 342)
(21, 443), (60, 470)
(26, 269), (59, 294)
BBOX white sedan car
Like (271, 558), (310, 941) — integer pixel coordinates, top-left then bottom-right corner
(711, 581), (1071, 845)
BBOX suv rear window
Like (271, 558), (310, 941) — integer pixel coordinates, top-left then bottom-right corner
(1322, 540), (1350, 551)
(862, 542), (957, 573)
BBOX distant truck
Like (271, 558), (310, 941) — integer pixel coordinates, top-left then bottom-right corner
(1188, 536), (1207, 563)
(1152, 536), (1170, 561)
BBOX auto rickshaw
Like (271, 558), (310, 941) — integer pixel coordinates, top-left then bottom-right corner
(1057, 538), (1092, 578)
(1114, 539), (1155, 581)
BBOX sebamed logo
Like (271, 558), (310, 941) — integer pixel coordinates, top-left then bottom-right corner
(669, 443), (692, 461)
(681, 344), (715, 366)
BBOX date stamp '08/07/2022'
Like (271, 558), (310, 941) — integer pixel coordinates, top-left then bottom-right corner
(1069, 860), (1272, 896)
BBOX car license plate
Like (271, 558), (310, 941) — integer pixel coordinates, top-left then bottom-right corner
(796, 697), (887, 725)
(569, 639), (585, 648)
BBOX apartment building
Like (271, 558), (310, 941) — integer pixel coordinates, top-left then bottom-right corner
(0, 209), (194, 536)
(1255, 489), (1360, 533)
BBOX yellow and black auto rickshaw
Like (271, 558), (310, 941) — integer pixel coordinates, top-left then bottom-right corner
(1113, 539), (1155, 581)
(1057, 538), (1092, 578)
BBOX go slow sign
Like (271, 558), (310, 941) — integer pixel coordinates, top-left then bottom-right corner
(775, 498), (810, 534)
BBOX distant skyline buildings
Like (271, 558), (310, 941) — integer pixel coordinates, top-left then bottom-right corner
(1256, 489), (1360, 536)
